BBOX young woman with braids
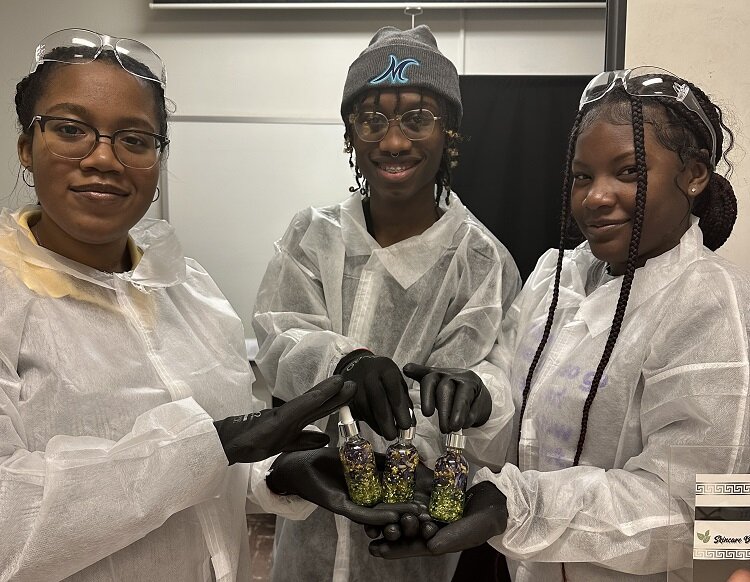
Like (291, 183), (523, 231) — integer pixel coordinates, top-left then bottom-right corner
(252, 25), (520, 582)
(369, 67), (750, 581)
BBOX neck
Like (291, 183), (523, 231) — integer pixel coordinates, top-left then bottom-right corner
(367, 188), (442, 247)
(31, 216), (132, 273)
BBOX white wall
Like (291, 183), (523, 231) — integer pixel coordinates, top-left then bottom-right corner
(0, 0), (605, 335)
(626, 0), (750, 272)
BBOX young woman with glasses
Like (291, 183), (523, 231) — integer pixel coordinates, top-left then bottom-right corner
(0, 28), (359, 581)
(369, 67), (750, 581)
(252, 25), (521, 582)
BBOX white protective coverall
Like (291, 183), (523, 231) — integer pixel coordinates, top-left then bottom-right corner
(476, 217), (750, 581)
(253, 192), (521, 582)
(0, 206), (310, 582)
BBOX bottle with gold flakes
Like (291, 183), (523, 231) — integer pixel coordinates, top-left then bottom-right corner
(428, 431), (468, 522)
(338, 405), (382, 507)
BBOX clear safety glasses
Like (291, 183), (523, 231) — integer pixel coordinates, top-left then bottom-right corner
(350, 109), (442, 143)
(31, 28), (166, 88)
(28, 115), (169, 170)
(579, 66), (717, 167)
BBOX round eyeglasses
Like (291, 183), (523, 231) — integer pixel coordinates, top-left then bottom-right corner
(29, 115), (169, 170)
(350, 109), (442, 143)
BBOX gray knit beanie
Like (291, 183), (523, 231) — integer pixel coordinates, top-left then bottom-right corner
(341, 25), (462, 128)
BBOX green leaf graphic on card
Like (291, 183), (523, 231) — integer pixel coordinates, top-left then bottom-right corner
(697, 530), (711, 543)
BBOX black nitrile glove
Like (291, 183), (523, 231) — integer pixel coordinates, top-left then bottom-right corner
(403, 363), (492, 433)
(364, 454), (435, 541)
(369, 480), (508, 559)
(214, 376), (355, 464)
(265, 446), (420, 526)
(336, 350), (413, 440)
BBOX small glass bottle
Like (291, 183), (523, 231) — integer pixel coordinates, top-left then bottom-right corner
(429, 431), (469, 523)
(382, 423), (420, 503)
(338, 405), (382, 507)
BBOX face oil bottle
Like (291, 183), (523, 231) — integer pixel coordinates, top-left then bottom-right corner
(338, 405), (382, 507)
(428, 431), (469, 522)
(382, 421), (420, 503)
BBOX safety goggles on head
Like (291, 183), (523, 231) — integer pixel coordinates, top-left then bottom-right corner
(31, 28), (166, 88)
(349, 109), (441, 143)
(579, 66), (717, 167)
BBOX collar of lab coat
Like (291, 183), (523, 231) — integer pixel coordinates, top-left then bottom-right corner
(338, 192), (465, 289)
(571, 215), (704, 337)
(1, 205), (187, 290)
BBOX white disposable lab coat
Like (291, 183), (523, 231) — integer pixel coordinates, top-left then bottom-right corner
(253, 192), (521, 582)
(477, 218), (750, 581)
(0, 206), (308, 582)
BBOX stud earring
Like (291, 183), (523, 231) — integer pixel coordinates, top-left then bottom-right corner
(690, 187), (697, 193)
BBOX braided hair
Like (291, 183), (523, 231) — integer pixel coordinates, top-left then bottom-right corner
(15, 46), (168, 139)
(343, 87), (463, 206)
(517, 79), (738, 469)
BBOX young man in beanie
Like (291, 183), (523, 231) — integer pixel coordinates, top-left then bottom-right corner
(253, 25), (520, 582)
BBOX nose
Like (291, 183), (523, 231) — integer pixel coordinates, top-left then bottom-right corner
(378, 120), (412, 156)
(581, 177), (617, 209)
(79, 136), (125, 173)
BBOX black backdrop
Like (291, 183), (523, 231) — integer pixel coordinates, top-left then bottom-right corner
(453, 75), (590, 280)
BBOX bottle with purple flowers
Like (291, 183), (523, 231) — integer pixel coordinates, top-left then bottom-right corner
(338, 405), (382, 507)
(428, 431), (468, 522)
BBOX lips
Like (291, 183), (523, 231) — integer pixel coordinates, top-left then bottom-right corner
(71, 183), (129, 196)
(372, 158), (421, 180)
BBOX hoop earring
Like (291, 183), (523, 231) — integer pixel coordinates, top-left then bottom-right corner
(152, 187), (161, 203)
(22, 167), (35, 188)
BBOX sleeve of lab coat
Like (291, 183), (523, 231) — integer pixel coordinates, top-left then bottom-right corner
(252, 211), (361, 404)
(423, 237), (522, 471)
(0, 391), (229, 582)
(476, 266), (750, 575)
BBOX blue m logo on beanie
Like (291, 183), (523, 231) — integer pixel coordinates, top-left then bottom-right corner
(370, 55), (420, 85)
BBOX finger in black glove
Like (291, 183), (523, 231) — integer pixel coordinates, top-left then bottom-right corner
(214, 376), (355, 464)
(336, 350), (413, 440)
(369, 481), (508, 559)
(403, 363), (492, 433)
(265, 446), (420, 526)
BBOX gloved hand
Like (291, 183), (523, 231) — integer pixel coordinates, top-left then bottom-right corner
(403, 363), (492, 433)
(266, 446), (420, 526)
(369, 480), (508, 559)
(214, 376), (355, 464)
(336, 350), (412, 440)
(363, 456), (436, 541)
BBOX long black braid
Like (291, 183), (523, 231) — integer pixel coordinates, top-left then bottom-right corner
(343, 88), (462, 205)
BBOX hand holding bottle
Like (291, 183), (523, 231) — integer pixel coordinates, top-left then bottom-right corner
(403, 363), (492, 433)
(265, 446), (420, 526)
(337, 350), (413, 440)
(369, 481), (509, 559)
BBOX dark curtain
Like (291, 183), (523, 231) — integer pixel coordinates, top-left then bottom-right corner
(453, 75), (590, 281)
(450, 75), (589, 582)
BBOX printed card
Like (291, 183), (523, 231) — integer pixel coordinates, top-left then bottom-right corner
(693, 474), (750, 581)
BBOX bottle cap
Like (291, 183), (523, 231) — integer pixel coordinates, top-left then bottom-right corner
(398, 425), (416, 441)
(338, 405), (359, 438)
(445, 430), (466, 449)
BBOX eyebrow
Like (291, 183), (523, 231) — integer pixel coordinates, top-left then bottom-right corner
(573, 149), (636, 167)
(44, 103), (158, 132)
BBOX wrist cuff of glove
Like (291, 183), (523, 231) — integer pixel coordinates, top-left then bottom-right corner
(334, 349), (374, 375)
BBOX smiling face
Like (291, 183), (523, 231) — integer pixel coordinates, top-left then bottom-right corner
(18, 61), (161, 256)
(350, 89), (445, 204)
(570, 117), (707, 275)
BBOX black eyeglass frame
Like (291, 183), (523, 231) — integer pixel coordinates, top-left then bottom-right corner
(28, 115), (170, 170)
